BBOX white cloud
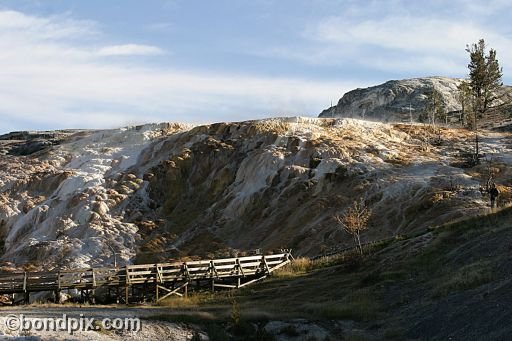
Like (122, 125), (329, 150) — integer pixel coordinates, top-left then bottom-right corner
(0, 10), (97, 40)
(0, 9), (356, 133)
(97, 44), (165, 57)
(257, 2), (512, 75)
(309, 16), (505, 58)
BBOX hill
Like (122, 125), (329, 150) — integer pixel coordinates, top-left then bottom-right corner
(319, 77), (512, 126)
(0, 118), (511, 271)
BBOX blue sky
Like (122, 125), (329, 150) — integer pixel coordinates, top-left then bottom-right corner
(0, 0), (511, 133)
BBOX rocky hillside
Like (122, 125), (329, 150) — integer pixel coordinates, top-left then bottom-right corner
(1, 118), (511, 271)
(319, 76), (512, 124)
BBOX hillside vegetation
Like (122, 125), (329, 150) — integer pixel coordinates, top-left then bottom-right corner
(148, 207), (512, 340)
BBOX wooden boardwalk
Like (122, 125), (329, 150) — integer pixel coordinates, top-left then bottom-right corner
(0, 252), (291, 304)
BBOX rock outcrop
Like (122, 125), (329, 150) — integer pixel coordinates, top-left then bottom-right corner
(319, 76), (512, 124)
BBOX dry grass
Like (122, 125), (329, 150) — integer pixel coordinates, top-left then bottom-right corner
(273, 257), (314, 278)
(274, 251), (365, 278)
(157, 292), (225, 308)
(497, 185), (512, 207)
(254, 119), (291, 135)
(393, 123), (472, 141)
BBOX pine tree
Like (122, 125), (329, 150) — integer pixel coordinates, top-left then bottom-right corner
(466, 39), (503, 164)
(425, 87), (446, 127)
(457, 80), (472, 127)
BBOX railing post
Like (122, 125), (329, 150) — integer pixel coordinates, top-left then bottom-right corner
(55, 270), (61, 304)
(92, 268), (96, 287)
(125, 266), (130, 305)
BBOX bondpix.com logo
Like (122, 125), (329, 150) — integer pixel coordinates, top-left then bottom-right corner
(4, 314), (141, 334)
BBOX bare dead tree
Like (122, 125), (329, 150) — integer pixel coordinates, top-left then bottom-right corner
(334, 198), (371, 256)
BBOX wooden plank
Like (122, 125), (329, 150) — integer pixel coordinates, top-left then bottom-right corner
(265, 260), (285, 266)
(210, 257), (239, 263)
(238, 261), (263, 267)
(155, 282), (188, 302)
(211, 264), (237, 270)
(182, 260), (212, 266)
(127, 270), (156, 276)
(185, 267), (210, 272)
(267, 259), (291, 272)
(158, 269), (181, 274)
(125, 267), (130, 285)
(213, 283), (237, 289)
(237, 255), (266, 261)
(126, 264), (158, 270)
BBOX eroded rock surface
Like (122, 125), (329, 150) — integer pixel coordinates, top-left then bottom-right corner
(0, 118), (511, 270)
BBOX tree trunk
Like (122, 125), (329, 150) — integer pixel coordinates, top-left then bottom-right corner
(474, 110), (479, 164)
(355, 233), (363, 256)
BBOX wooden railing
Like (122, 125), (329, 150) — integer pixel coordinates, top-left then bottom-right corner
(0, 252), (292, 303)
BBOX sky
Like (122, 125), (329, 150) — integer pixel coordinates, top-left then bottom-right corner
(0, 0), (511, 133)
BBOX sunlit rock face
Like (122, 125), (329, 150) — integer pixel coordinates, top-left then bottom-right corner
(1, 117), (511, 270)
(319, 77), (512, 123)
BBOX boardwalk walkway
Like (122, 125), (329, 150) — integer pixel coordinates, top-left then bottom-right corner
(0, 252), (292, 304)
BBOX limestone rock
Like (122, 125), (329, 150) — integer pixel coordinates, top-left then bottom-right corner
(319, 76), (512, 124)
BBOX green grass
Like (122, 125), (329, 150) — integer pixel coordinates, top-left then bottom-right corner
(433, 261), (495, 297)
(359, 270), (407, 287)
(302, 288), (381, 321)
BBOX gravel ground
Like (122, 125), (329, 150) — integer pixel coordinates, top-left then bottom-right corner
(0, 306), (204, 340)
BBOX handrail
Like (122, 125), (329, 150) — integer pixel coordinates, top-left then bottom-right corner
(0, 252), (291, 295)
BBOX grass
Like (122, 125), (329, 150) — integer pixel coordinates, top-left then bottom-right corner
(359, 270), (407, 287)
(136, 207), (512, 339)
(302, 288), (381, 322)
(433, 261), (495, 297)
(156, 289), (244, 309)
(273, 257), (314, 278)
(254, 119), (291, 135)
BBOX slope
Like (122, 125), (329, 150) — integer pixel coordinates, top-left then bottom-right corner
(148, 206), (512, 340)
(0, 118), (511, 271)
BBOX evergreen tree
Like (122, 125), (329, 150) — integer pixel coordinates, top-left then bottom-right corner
(456, 80), (472, 127)
(466, 39), (503, 163)
(423, 87), (446, 128)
